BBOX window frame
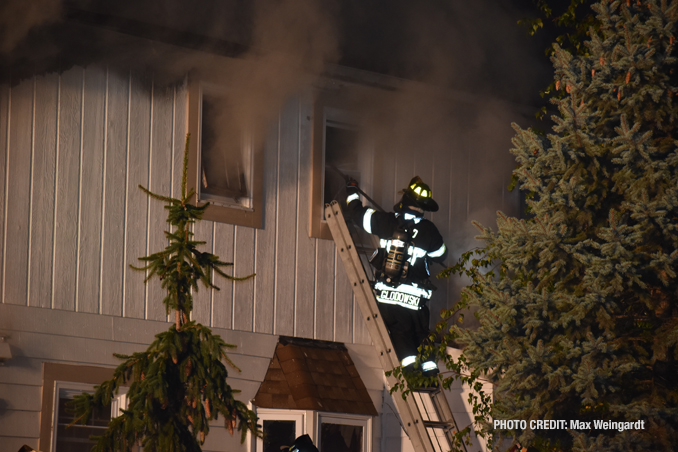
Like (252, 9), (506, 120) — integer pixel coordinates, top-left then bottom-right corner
(252, 407), (306, 452)
(40, 363), (117, 452)
(187, 79), (264, 228)
(310, 90), (373, 239)
(250, 406), (373, 452)
(51, 381), (126, 452)
(317, 413), (372, 452)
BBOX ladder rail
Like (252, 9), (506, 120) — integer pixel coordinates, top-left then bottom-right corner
(325, 201), (470, 452)
(325, 202), (433, 452)
(431, 387), (466, 451)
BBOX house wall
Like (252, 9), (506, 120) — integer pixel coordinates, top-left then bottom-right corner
(0, 64), (383, 452)
(0, 62), (521, 452)
(0, 303), (386, 452)
(0, 65), (370, 344)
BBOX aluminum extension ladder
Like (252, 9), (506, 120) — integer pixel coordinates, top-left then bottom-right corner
(325, 201), (467, 452)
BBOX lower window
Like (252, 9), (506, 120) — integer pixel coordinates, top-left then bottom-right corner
(252, 408), (371, 452)
(319, 414), (369, 452)
(52, 382), (127, 452)
(255, 409), (304, 452)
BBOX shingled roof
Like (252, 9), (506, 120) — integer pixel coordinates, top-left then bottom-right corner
(253, 336), (378, 416)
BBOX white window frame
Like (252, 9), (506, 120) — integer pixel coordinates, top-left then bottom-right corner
(249, 407), (372, 452)
(51, 381), (128, 452)
(251, 407), (306, 452)
(317, 413), (372, 452)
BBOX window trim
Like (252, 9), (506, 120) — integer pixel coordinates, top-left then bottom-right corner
(318, 413), (372, 452)
(252, 407), (306, 452)
(250, 406), (373, 452)
(51, 381), (115, 452)
(40, 363), (116, 452)
(187, 79), (264, 228)
(310, 90), (373, 239)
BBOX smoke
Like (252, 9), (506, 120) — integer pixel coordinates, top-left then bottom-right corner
(0, 0), (62, 54)
(212, 0), (340, 139)
(2, 0), (547, 318)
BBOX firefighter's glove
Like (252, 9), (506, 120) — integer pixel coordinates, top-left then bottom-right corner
(346, 179), (360, 202)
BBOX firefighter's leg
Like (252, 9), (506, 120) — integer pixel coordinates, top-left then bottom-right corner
(377, 303), (420, 368)
(414, 304), (438, 375)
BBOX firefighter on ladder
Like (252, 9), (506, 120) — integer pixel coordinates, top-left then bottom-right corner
(345, 176), (447, 376)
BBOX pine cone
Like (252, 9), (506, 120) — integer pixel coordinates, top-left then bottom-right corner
(228, 409), (236, 435)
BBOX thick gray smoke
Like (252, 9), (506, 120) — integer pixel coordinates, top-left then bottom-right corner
(2, 0), (549, 318)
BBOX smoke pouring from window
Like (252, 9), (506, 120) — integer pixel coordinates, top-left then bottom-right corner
(2, 0), (551, 318)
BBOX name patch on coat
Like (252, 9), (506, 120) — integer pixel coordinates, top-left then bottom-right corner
(377, 289), (421, 310)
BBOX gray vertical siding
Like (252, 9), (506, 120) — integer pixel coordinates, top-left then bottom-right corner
(275, 96), (301, 337)
(53, 67), (83, 312)
(0, 65), (374, 344)
(100, 70), (129, 316)
(0, 64), (520, 346)
(78, 66), (107, 314)
(4, 77), (33, 307)
(29, 74), (59, 310)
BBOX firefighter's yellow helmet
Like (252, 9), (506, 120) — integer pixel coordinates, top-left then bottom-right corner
(397, 176), (439, 212)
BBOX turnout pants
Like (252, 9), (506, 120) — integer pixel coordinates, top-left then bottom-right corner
(377, 302), (430, 364)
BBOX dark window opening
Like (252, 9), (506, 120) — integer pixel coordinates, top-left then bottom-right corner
(324, 123), (361, 207)
(263, 420), (297, 452)
(320, 423), (363, 452)
(55, 390), (110, 452)
(200, 93), (252, 209)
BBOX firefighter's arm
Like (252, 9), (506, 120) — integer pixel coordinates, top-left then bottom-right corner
(345, 181), (386, 235)
(345, 195), (378, 234)
(427, 230), (448, 263)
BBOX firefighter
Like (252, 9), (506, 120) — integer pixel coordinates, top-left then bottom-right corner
(345, 176), (447, 376)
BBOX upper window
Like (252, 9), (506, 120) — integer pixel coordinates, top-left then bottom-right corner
(188, 80), (264, 228)
(310, 93), (373, 239)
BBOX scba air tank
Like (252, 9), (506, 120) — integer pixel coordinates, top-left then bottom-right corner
(384, 229), (409, 281)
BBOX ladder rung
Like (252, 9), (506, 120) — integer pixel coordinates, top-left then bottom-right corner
(423, 420), (454, 430)
(412, 385), (441, 395)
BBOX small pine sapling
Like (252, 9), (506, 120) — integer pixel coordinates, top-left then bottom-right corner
(68, 134), (259, 452)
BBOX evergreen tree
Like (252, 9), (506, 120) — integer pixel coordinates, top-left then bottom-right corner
(449, 1), (678, 450)
(69, 135), (259, 452)
(519, 0), (599, 57)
